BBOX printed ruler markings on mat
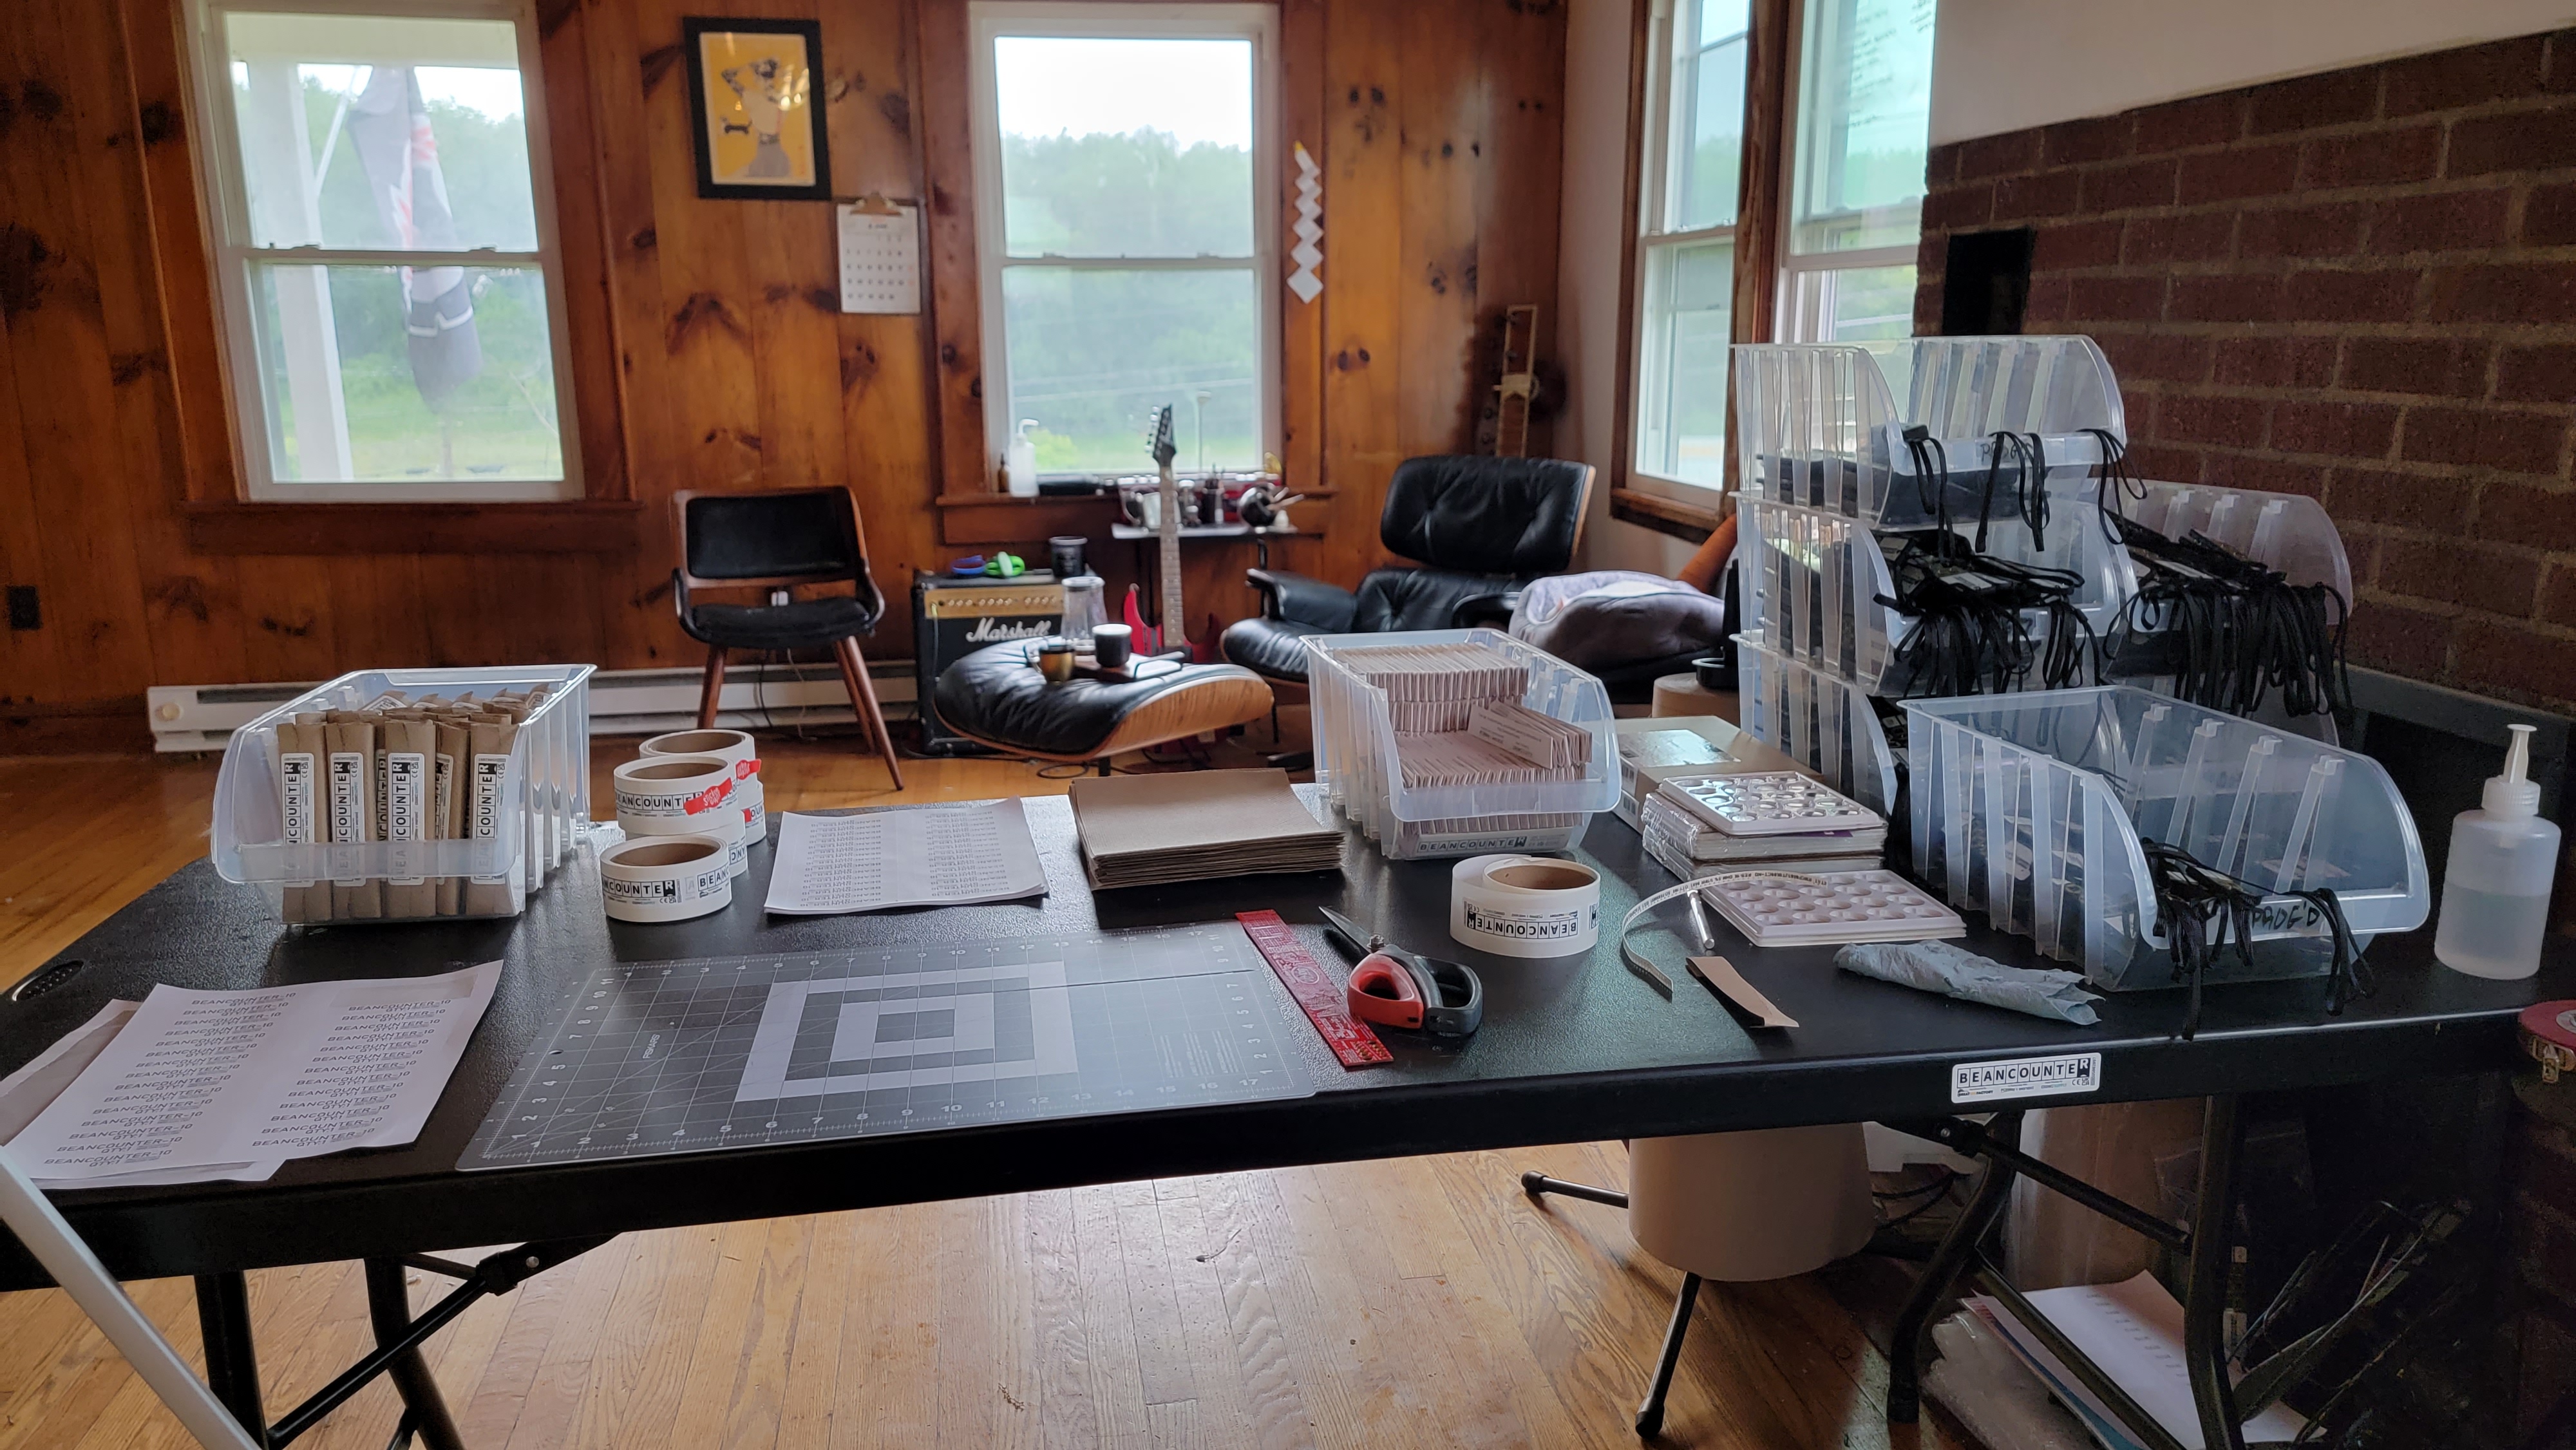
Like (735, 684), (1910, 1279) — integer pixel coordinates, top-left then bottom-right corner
(460, 926), (1314, 1170)
(1237, 910), (1390, 1068)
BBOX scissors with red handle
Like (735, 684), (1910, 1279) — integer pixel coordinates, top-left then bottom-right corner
(1319, 907), (1482, 1037)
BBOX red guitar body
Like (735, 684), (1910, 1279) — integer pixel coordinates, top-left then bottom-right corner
(1119, 590), (1223, 663)
(1121, 585), (1160, 656)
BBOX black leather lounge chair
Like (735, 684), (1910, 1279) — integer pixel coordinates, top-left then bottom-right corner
(1219, 455), (1597, 686)
(931, 645), (1273, 773)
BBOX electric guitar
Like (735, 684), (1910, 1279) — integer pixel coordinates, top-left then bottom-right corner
(1121, 406), (1218, 660)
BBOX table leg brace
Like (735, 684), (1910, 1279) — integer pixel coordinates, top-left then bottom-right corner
(1884, 1108), (2022, 1424)
(1880, 1098), (2252, 1450)
(2184, 1095), (2249, 1450)
(365, 1259), (464, 1450)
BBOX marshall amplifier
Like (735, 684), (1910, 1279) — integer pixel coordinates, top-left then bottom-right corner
(913, 571), (1065, 755)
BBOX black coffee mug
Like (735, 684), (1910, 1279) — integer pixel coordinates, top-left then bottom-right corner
(1692, 655), (1731, 692)
(1093, 623), (1133, 670)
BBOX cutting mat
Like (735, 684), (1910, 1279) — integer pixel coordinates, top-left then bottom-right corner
(460, 925), (1312, 1170)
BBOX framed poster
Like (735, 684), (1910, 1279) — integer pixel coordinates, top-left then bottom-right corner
(682, 17), (832, 201)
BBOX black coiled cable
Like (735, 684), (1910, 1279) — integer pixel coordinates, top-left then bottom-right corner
(1904, 425), (1952, 531)
(1976, 431), (2049, 555)
(2088, 427), (2146, 543)
(2143, 841), (2370, 1039)
(1879, 531), (2099, 695)
(2107, 513), (2352, 719)
(2293, 885), (2371, 1015)
(2142, 840), (2259, 1041)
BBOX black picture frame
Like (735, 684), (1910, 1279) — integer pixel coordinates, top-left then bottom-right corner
(681, 16), (833, 202)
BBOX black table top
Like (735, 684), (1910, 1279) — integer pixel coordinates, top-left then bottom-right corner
(3, 791), (2567, 1287)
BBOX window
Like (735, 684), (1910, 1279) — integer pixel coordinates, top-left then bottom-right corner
(1634, 0), (1751, 489)
(187, 0), (580, 500)
(1626, 0), (1936, 496)
(969, 3), (1277, 478)
(1781, 0), (1936, 342)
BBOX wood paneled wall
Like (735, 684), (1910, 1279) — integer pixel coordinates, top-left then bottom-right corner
(0, 0), (1566, 715)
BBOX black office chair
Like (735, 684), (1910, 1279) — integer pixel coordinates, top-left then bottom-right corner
(671, 486), (904, 789)
(1220, 456), (1596, 686)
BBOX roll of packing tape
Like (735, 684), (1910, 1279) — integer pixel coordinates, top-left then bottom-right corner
(640, 729), (764, 829)
(612, 755), (737, 836)
(598, 834), (734, 923)
(1450, 854), (1602, 958)
(696, 807), (749, 880)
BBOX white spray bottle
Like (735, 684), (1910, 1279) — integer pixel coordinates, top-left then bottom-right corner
(1006, 419), (1040, 499)
(2433, 724), (2560, 980)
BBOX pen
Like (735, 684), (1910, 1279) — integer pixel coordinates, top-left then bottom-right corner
(1686, 890), (1716, 951)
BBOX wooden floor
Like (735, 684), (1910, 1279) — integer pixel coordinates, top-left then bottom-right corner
(0, 733), (1966, 1450)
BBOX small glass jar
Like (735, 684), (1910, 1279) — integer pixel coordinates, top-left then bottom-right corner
(1060, 574), (1106, 644)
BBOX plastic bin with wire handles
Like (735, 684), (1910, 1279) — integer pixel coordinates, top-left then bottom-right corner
(1902, 686), (2428, 991)
(1733, 336), (2128, 530)
(1736, 496), (2134, 697)
(1733, 633), (1899, 820)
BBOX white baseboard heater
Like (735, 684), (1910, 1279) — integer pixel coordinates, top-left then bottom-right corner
(144, 661), (918, 753)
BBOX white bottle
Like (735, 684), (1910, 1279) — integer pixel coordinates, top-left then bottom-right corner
(2434, 724), (2560, 980)
(1006, 419), (1040, 498)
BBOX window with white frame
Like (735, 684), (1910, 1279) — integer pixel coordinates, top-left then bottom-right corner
(969, 3), (1277, 478)
(187, 0), (580, 500)
(1633, 0), (1752, 489)
(1781, 0), (1936, 343)
(1629, 0), (1937, 492)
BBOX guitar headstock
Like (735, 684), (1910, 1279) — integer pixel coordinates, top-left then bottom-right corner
(1147, 406), (1176, 469)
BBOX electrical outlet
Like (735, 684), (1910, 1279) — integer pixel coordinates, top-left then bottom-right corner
(5, 586), (35, 632)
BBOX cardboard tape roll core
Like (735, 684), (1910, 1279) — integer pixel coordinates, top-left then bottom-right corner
(640, 728), (756, 766)
(598, 834), (734, 923)
(612, 755), (737, 835)
(1450, 854), (1602, 958)
(639, 730), (763, 829)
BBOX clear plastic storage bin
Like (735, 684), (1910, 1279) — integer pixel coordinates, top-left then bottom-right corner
(2119, 478), (2352, 600)
(211, 666), (596, 923)
(1734, 635), (1899, 819)
(1734, 337), (2128, 529)
(1306, 628), (1619, 859)
(1902, 686), (2427, 990)
(1736, 497), (2133, 695)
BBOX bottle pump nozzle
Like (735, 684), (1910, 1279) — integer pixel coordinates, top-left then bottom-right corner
(2485, 723), (2541, 818)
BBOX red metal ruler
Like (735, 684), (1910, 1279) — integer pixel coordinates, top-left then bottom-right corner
(1237, 910), (1391, 1068)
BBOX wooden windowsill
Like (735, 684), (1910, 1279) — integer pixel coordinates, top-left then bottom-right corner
(933, 492), (1111, 509)
(936, 487), (1340, 546)
(933, 485), (1339, 507)
(1608, 487), (1721, 543)
(182, 500), (643, 555)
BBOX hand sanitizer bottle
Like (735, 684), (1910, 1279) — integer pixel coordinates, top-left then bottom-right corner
(2434, 724), (2560, 980)
(1006, 419), (1040, 498)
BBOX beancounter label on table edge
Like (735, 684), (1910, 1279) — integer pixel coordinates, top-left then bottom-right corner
(1949, 1052), (2102, 1104)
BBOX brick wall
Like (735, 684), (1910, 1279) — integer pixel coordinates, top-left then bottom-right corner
(1914, 30), (2576, 713)
(1916, 35), (2576, 1432)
